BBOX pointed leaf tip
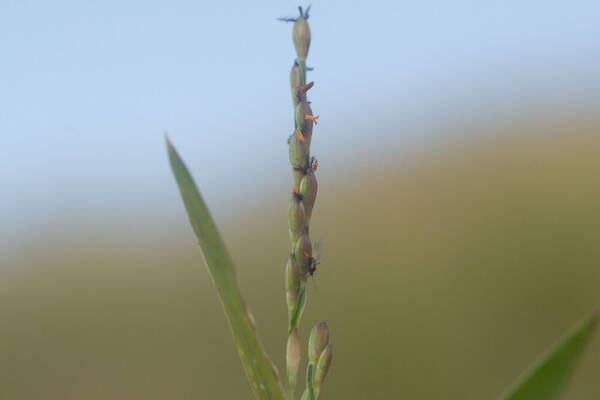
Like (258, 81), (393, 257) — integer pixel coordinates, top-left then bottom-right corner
(166, 138), (286, 399)
(498, 310), (598, 400)
(166, 139), (179, 166)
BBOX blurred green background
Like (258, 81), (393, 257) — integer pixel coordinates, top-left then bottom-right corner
(3, 116), (600, 399)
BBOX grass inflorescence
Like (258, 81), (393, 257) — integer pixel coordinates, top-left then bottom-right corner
(282, 6), (332, 400)
(163, 6), (600, 400)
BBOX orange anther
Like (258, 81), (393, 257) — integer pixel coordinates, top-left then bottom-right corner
(295, 129), (305, 142)
(293, 185), (299, 195)
(297, 81), (314, 98)
(313, 159), (319, 171)
(305, 115), (319, 125)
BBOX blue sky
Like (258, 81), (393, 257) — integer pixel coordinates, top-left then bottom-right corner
(2, 0), (600, 246)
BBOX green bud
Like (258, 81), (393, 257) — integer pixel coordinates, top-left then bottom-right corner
(286, 255), (300, 316)
(289, 130), (307, 165)
(293, 16), (311, 62)
(289, 131), (308, 186)
(294, 232), (312, 268)
(299, 169), (317, 220)
(288, 197), (305, 241)
(294, 103), (304, 131)
(314, 343), (332, 388)
(290, 62), (303, 107)
(308, 321), (330, 364)
(286, 328), (302, 391)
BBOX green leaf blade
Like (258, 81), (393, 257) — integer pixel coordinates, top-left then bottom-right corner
(498, 311), (598, 400)
(167, 139), (286, 400)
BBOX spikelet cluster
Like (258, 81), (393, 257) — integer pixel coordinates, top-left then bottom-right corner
(300, 321), (332, 399)
(286, 6), (317, 297)
(282, 6), (331, 400)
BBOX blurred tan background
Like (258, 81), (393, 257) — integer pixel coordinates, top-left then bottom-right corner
(3, 113), (600, 399)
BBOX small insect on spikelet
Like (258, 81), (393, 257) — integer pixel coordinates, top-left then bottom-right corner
(307, 236), (322, 276)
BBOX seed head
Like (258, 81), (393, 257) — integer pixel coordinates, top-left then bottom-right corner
(288, 196), (305, 241)
(293, 16), (311, 62)
(299, 169), (317, 219)
(308, 321), (330, 364)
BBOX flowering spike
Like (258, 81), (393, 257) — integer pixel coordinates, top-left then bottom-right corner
(284, 9), (331, 399)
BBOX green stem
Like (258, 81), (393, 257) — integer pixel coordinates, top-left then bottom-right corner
(299, 60), (307, 85)
(300, 363), (317, 400)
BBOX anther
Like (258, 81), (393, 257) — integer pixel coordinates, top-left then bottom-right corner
(305, 115), (319, 125)
(296, 129), (305, 142)
(297, 82), (314, 98)
(293, 185), (303, 200)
